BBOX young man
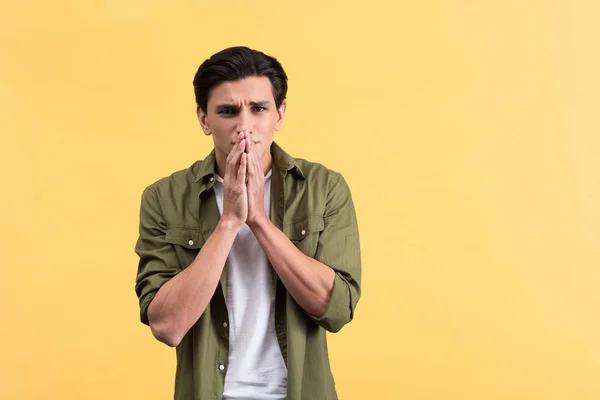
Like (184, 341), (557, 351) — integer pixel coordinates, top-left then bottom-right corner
(134, 46), (362, 400)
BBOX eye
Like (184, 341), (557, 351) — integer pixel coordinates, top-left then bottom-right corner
(218, 108), (237, 116)
(253, 106), (267, 112)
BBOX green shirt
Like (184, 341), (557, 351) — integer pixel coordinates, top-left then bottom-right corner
(134, 142), (362, 400)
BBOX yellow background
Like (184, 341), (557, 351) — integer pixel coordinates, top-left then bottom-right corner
(1, 1), (599, 399)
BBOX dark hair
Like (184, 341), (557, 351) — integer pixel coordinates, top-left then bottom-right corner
(193, 46), (288, 113)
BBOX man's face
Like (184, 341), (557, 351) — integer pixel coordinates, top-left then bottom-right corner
(198, 76), (286, 160)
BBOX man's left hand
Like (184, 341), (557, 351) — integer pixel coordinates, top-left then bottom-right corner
(244, 131), (269, 228)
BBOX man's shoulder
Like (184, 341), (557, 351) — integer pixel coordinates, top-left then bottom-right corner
(273, 141), (341, 183)
(144, 159), (205, 194)
(293, 156), (343, 185)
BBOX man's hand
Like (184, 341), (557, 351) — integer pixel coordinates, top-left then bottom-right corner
(221, 132), (248, 229)
(245, 131), (269, 228)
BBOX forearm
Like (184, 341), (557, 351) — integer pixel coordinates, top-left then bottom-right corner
(250, 217), (335, 317)
(148, 218), (240, 347)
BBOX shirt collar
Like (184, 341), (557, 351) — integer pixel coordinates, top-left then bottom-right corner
(194, 148), (217, 184)
(270, 141), (305, 180)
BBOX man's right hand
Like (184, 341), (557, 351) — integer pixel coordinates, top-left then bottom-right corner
(146, 131), (249, 346)
(220, 132), (248, 228)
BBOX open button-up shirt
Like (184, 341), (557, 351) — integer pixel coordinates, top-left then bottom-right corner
(134, 142), (362, 400)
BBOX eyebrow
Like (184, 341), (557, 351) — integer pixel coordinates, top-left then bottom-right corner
(215, 100), (270, 111)
(249, 101), (270, 107)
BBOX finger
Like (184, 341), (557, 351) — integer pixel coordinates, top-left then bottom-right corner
(225, 135), (243, 168)
(243, 134), (254, 161)
(246, 152), (254, 178)
(247, 132), (255, 152)
(247, 134), (258, 159)
(229, 132), (244, 154)
(240, 131), (248, 153)
(240, 132), (248, 152)
(237, 152), (247, 185)
(227, 138), (246, 179)
(249, 139), (261, 176)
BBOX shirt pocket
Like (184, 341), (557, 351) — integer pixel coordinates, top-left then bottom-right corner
(165, 226), (205, 269)
(284, 214), (325, 258)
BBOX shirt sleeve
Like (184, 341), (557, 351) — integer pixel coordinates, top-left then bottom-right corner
(134, 186), (181, 326)
(309, 172), (362, 333)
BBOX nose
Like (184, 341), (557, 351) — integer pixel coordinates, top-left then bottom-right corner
(235, 108), (253, 135)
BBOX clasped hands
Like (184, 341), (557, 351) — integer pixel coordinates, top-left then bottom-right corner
(220, 131), (269, 230)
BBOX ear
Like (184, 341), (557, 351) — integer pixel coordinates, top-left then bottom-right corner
(197, 106), (212, 136)
(274, 100), (287, 131)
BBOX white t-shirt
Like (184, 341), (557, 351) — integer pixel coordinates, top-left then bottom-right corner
(213, 170), (287, 400)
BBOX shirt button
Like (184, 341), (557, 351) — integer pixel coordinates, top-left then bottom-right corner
(223, 322), (228, 328)
(219, 364), (225, 371)
(209, 176), (214, 182)
(301, 229), (306, 236)
(188, 239), (194, 246)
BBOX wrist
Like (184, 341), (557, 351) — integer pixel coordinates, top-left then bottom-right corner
(247, 213), (270, 231)
(218, 216), (244, 233)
